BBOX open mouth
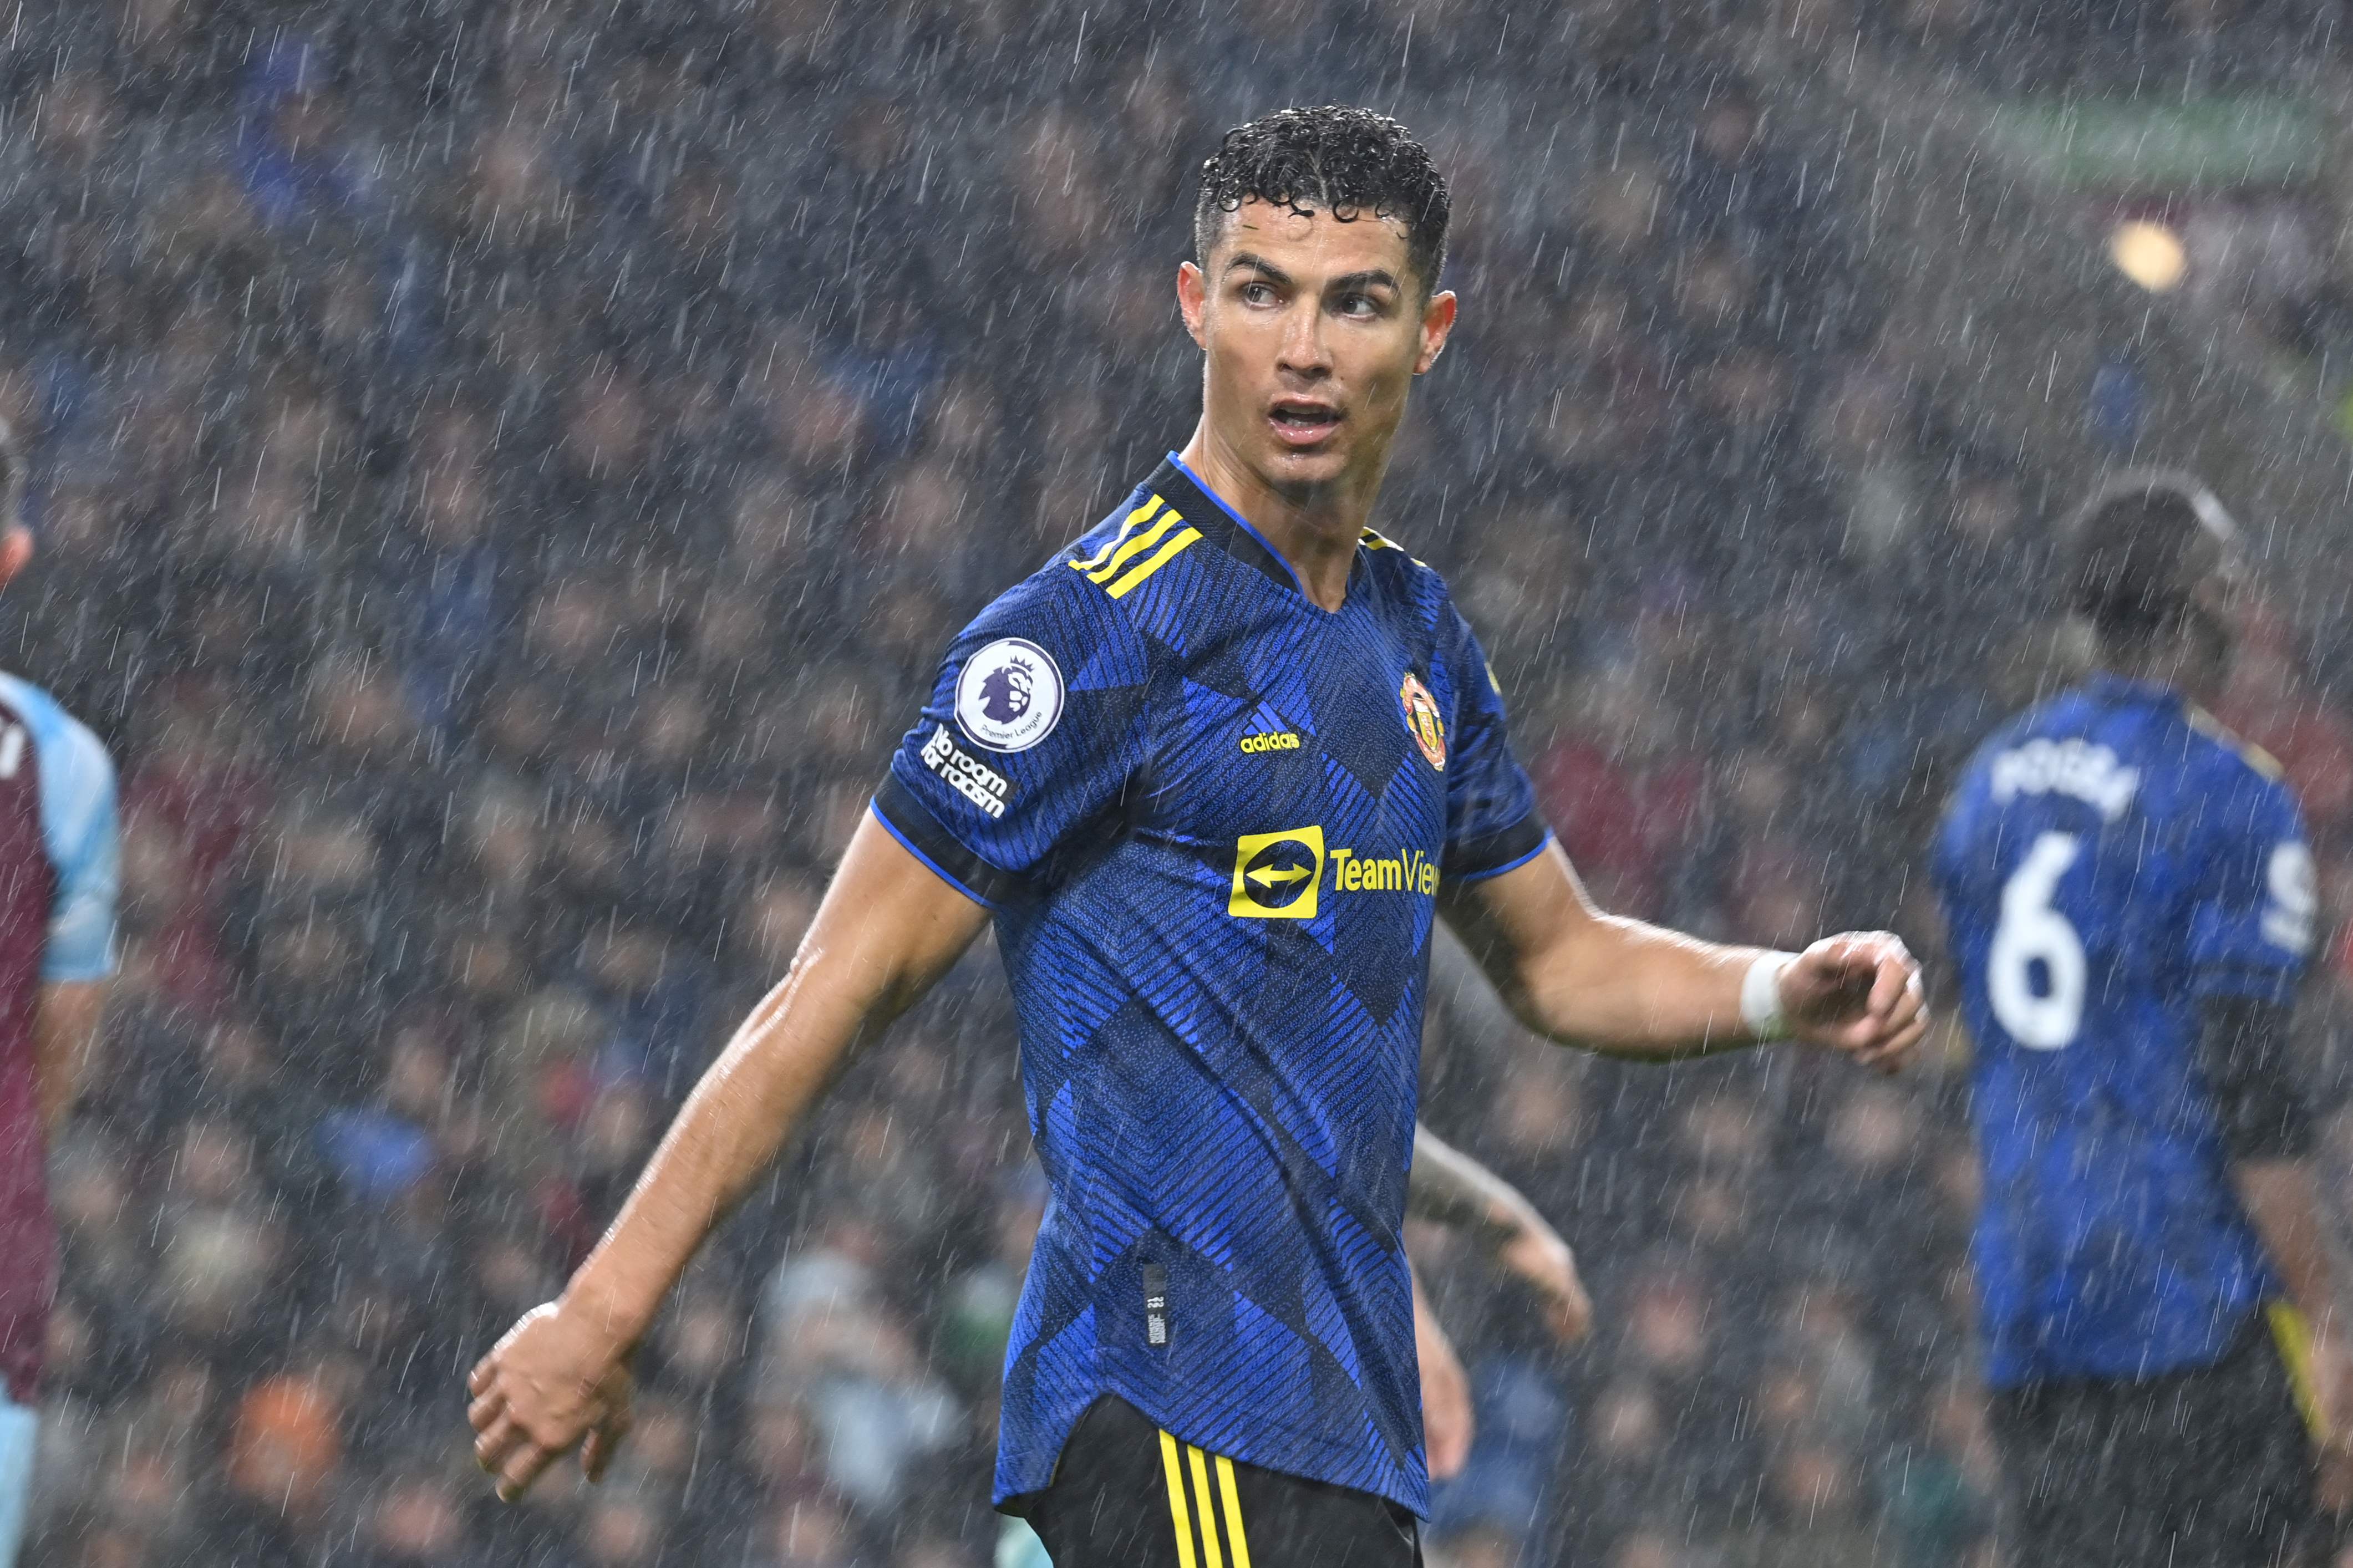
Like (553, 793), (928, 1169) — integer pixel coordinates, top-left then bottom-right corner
(1268, 401), (1341, 446)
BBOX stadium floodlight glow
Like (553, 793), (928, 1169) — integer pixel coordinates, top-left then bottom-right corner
(2108, 220), (2187, 293)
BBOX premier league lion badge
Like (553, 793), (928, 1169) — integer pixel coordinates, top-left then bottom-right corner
(956, 637), (1066, 752)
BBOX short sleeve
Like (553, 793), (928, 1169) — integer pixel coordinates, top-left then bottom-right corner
(1437, 607), (1547, 882)
(872, 572), (1152, 909)
(2186, 767), (2314, 1006)
(35, 705), (119, 983)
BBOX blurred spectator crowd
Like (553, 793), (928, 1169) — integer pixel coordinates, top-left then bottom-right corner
(9, 2), (2353, 1566)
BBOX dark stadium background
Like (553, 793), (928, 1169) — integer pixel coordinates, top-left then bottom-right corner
(8, 1), (2353, 1564)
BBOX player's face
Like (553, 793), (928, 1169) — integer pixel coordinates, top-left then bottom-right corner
(1178, 199), (1455, 496)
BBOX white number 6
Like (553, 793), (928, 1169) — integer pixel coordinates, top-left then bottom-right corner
(1988, 832), (2086, 1051)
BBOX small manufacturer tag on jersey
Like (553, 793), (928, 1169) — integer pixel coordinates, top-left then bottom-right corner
(1142, 1262), (1170, 1348)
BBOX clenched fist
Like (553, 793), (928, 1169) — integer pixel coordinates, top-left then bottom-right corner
(1780, 931), (1927, 1072)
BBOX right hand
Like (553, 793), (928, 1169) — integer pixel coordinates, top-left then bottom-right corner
(1780, 932), (1928, 1073)
(467, 1301), (636, 1503)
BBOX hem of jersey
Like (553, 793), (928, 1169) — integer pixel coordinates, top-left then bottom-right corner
(38, 959), (118, 984)
(1161, 451), (1307, 597)
(994, 1384), (1429, 1519)
(868, 797), (1007, 913)
(1447, 819), (1551, 883)
(1982, 1300), (2265, 1389)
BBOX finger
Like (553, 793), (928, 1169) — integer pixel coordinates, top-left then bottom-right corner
(1867, 950), (1910, 1022)
(1839, 988), (1928, 1055)
(497, 1440), (560, 1505)
(1558, 1284), (1594, 1343)
(1876, 983), (1927, 1039)
(469, 1360), (492, 1397)
(468, 1389), (508, 1433)
(1862, 1009), (1930, 1059)
(474, 1413), (523, 1474)
(583, 1409), (633, 1483)
(1863, 1017), (1930, 1074)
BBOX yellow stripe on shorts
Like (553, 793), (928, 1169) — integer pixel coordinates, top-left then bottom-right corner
(1158, 1429), (1198, 1568)
(2269, 1301), (2327, 1443)
(1214, 1453), (1253, 1568)
(1186, 1444), (1224, 1568)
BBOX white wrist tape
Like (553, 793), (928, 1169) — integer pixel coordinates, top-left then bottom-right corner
(1741, 951), (1799, 1041)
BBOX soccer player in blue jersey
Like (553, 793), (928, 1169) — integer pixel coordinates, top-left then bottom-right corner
(1934, 472), (2352, 1566)
(469, 106), (1924, 1564)
(0, 419), (120, 1568)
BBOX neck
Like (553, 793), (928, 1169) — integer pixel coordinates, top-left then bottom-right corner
(2094, 635), (2224, 710)
(1178, 420), (1385, 612)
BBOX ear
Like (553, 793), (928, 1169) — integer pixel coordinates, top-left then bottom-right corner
(1414, 290), (1457, 376)
(1177, 261), (1209, 349)
(0, 528), (32, 589)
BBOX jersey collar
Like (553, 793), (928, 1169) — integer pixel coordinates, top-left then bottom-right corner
(2085, 672), (2184, 709)
(1155, 451), (1309, 597)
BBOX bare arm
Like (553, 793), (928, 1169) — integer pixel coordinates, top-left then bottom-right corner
(1411, 1262), (1473, 1480)
(1440, 839), (1923, 1067)
(469, 814), (991, 1499)
(2239, 1159), (2337, 1334)
(33, 980), (107, 1136)
(1409, 1123), (1589, 1341)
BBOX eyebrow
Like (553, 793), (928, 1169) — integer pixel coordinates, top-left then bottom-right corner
(1223, 253), (1402, 294)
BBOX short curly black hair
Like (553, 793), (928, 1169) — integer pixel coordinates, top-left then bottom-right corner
(2064, 470), (2238, 638)
(1195, 106), (1450, 296)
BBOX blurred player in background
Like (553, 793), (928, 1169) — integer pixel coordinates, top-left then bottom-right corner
(469, 107), (1923, 1566)
(1934, 472), (2351, 1566)
(0, 418), (121, 1568)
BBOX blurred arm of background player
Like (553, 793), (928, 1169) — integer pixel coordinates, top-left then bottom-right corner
(33, 984), (106, 1136)
(470, 817), (992, 1501)
(1441, 838), (1926, 1068)
(1411, 1267), (1473, 1481)
(1407, 1125), (1590, 1480)
(0, 424), (111, 1136)
(2203, 995), (2353, 1450)
(1410, 1124), (1589, 1343)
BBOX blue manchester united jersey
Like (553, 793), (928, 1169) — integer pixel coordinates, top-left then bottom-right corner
(873, 454), (1546, 1514)
(1934, 675), (2314, 1387)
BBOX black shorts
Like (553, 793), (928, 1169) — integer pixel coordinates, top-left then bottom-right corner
(1989, 1308), (2321, 1568)
(1005, 1396), (1422, 1568)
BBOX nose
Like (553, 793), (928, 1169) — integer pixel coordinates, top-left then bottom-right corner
(1275, 298), (1331, 382)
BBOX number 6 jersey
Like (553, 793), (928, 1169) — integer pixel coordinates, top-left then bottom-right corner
(1934, 674), (2312, 1386)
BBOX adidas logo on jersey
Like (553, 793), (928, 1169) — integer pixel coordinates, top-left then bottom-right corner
(1239, 730), (1300, 754)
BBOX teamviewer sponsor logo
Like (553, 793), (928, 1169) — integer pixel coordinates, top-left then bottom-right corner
(1229, 827), (1325, 919)
(1228, 827), (1443, 919)
(921, 724), (1010, 820)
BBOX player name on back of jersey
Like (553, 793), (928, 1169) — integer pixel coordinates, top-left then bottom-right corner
(921, 724), (1010, 819)
(1989, 738), (2140, 822)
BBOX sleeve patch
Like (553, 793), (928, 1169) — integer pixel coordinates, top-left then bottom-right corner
(955, 638), (1066, 752)
(919, 724), (1012, 819)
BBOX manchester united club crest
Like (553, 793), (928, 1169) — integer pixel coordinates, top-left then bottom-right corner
(1399, 673), (1446, 771)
